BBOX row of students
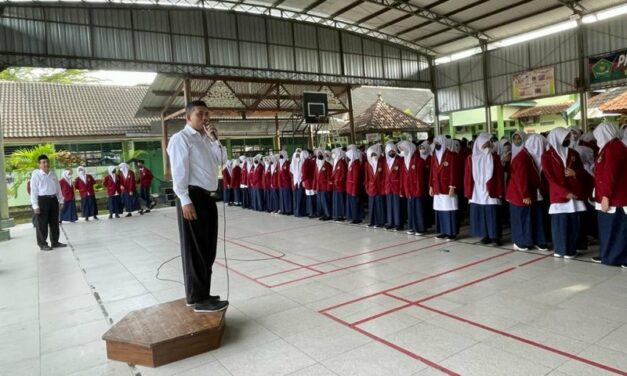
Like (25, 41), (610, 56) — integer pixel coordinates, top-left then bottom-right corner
(102, 162), (155, 218)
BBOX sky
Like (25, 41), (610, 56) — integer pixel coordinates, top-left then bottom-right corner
(30, 68), (157, 86)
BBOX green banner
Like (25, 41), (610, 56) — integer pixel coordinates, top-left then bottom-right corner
(589, 49), (627, 84)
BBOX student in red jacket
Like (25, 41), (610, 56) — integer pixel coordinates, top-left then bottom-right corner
(251, 154), (265, 211)
(302, 149), (317, 218)
(291, 149), (306, 217)
(278, 150), (292, 215)
(119, 162), (143, 217)
(269, 155), (280, 213)
(231, 159), (242, 206)
(365, 144), (385, 227)
(262, 156), (273, 213)
(222, 160), (233, 206)
(345, 148), (363, 224)
(59, 169), (78, 223)
(331, 147), (348, 221)
(419, 141), (434, 229)
(430, 136), (460, 240)
(592, 123), (627, 268)
(103, 166), (122, 219)
(74, 166), (98, 221)
(314, 149), (333, 220)
(239, 156), (249, 208)
(506, 134), (548, 251)
(541, 127), (592, 259)
(465, 133), (505, 246)
(383, 142), (403, 231)
(399, 141), (429, 235)
(136, 160), (154, 211)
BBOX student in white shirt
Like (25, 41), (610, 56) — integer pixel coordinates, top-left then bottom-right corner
(30, 155), (67, 251)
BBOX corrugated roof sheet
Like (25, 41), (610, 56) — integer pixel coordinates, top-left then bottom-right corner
(0, 81), (159, 139)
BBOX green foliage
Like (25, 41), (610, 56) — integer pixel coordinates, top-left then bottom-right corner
(123, 149), (147, 163)
(0, 67), (35, 81)
(6, 144), (57, 197)
(39, 69), (97, 84)
(0, 68), (100, 84)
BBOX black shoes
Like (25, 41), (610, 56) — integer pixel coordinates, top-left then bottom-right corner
(435, 234), (448, 239)
(125, 213), (132, 217)
(93, 216), (99, 220)
(115, 214), (121, 218)
(480, 237), (491, 244)
(52, 242), (67, 248)
(592, 257), (602, 264)
(194, 300), (229, 313)
(492, 238), (502, 246)
(350, 220), (362, 224)
(39, 244), (52, 251)
(186, 295), (221, 307)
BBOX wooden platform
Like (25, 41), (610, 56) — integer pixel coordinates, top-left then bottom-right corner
(102, 298), (226, 367)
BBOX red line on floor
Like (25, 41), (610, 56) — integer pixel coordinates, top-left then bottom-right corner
(214, 261), (272, 288)
(319, 250), (515, 313)
(321, 311), (461, 376)
(517, 253), (553, 267)
(415, 303), (627, 376)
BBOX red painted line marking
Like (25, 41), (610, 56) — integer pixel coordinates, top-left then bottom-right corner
(319, 250), (515, 313)
(255, 266), (304, 279)
(518, 253), (553, 267)
(415, 303), (627, 376)
(321, 311), (460, 376)
(214, 261), (272, 288)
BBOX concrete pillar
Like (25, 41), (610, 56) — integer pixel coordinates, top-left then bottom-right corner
(496, 105), (505, 138)
(0, 121), (14, 241)
(448, 112), (456, 138)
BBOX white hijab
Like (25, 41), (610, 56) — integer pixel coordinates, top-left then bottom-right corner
(238, 155), (246, 165)
(419, 140), (431, 160)
(511, 130), (527, 159)
(279, 150), (289, 167)
(568, 126), (583, 148)
(593, 123), (619, 150)
(76, 166), (87, 183)
(224, 159), (233, 174)
(367, 144), (382, 173)
(270, 155), (279, 174)
(433, 135), (448, 164)
(574, 145), (595, 176)
(471, 133), (494, 190)
(448, 140), (461, 153)
(384, 142), (397, 168)
(119, 162), (129, 178)
(397, 141), (416, 169)
(621, 124), (627, 146)
(524, 134), (546, 173)
(546, 127), (571, 166)
(108, 166), (117, 181)
(62, 170), (72, 185)
(291, 148), (303, 184)
(346, 148), (360, 169)
(332, 147), (346, 170)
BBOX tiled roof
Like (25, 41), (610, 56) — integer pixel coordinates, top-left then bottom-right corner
(510, 101), (574, 119)
(341, 96), (430, 135)
(588, 87), (627, 109)
(599, 89), (627, 112)
(0, 81), (159, 139)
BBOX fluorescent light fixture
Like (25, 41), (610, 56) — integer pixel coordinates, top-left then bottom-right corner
(450, 47), (482, 61)
(597, 3), (627, 20)
(498, 21), (577, 47)
(581, 14), (597, 24)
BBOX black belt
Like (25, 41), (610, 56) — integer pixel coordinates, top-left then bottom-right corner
(189, 185), (217, 196)
(38, 195), (57, 199)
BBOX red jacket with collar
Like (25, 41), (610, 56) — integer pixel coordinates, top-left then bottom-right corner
(541, 148), (592, 204)
(102, 175), (120, 197)
(279, 160), (292, 189)
(240, 163), (248, 186)
(120, 171), (137, 194)
(401, 154), (429, 198)
(430, 150), (459, 195)
(74, 175), (96, 198)
(594, 138), (627, 207)
(463, 153), (505, 200)
(222, 169), (231, 189)
(301, 158), (316, 190)
(231, 166), (241, 188)
(332, 159), (348, 193)
(138, 167), (153, 188)
(346, 159), (362, 196)
(364, 158), (385, 196)
(383, 157), (403, 195)
(263, 166), (272, 189)
(314, 161), (333, 192)
(59, 179), (74, 201)
(252, 163), (264, 189)
(270, 167), (280, 189)
(506, 149), (541, 206)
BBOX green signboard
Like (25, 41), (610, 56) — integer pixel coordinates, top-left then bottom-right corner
(589, 49), (627, 84)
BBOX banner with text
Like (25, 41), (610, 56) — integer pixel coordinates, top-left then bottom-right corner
(589, 49), (627, 84)
(512, 67), (555, 100)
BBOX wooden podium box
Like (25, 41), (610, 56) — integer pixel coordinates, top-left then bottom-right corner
(102, 298), (226, 367)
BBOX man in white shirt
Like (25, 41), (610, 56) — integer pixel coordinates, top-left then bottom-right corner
(167, 100), (229, 313)
(30, 155), (67, 251)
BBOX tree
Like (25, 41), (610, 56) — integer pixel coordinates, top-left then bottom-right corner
(6, 144), (57, 197)
(0, 68), (100, 84)
(0, 67), (35, 82)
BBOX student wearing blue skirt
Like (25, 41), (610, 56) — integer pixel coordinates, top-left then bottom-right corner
(59, 170), (78, 223)
(383, 142), (404, 231)
(345, 148), (363, 224)
(291, 149), (307, 217)
(103, 166), (122, 219)
(429, 136), (461, 240)
(277, 150), (293, 215)
(365, 144), (386, 228)
(331, 148), (348, 221)
(74, 166), (99, 221)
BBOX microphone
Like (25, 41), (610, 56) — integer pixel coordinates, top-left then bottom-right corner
(204, 123), (219, 142)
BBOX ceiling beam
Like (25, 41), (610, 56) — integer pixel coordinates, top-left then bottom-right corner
(411, 0), (491, 43)
(555, 0), (585, 16)
(376, 13), (412, 31)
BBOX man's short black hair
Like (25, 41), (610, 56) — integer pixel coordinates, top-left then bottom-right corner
(185, 100), (209, 116)
(38, 154), (49, 162)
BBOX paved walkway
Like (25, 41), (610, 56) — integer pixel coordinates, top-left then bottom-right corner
(1, 206), (626, 376)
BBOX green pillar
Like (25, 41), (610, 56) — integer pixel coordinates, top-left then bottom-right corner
(496, 105), (505, 138)
(122, 141), (135, 161)
(0, 122), (15, 241)
(225, 138), (232, 159)
(448, 113), (456, 138)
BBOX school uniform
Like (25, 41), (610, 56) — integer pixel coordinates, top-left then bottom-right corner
(291, 150), (307, 217)
(542, 128), (593, 257)
(74, 170), (98, 219)
(252, 161), (266, 211)
(278, 154), (293, 215)
(138, 166), (154, 208)
(332, 151), (348, 221)
(222, 164), (232, 204)
(399, 141), (429, 235)
(384, 145), (403, 230)
(59, 174), (78, 223)
(103, 168), (123, 216)
(263, 163), (273, 212)
(302, 155), (317, 218)
(269, 160), (280, 213)
(345, 150), (363, 223)
(430, 136), (460, 238)
(593, 124), (627, 267)
(240, 159), (249, 208)
(464, 134), (505, 243)
(314, 158), (333, 220)
(119, 163), (141, 215)
(365, 146), (386, 227)
(231, 162), (242, 205)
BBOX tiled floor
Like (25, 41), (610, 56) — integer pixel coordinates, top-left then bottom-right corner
(1, 206), (626, 376)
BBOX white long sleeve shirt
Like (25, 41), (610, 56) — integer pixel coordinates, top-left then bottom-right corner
(30, 169), (63, 209)
(167, 124), (228, 206)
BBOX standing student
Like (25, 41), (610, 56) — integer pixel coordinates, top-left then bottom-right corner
(74, 166), (98, 221)
(573, 144), (598, 247)
(119, 162), (143, 217)
(59, 169), (78, 224)
(430, 136), (460, 240)
(419, 141), (434, 229)
(464, 133), (505, 246)
(261, 156), (272, 212)
(511, 131), (527, 160)
(383, 142), (403, 231)
(291, 149), (306, 217)
(222, 160), (233, 206)
(30, 155), (66, 251)
(399, 141), (429, 236)
(345, 148), (363, 224)
(506, 134), (549, 251)
(269, 155), (280, 213)
(314, 149), (333, 221)
(592, 123), (627, 268)
(302, 149), (317, 218)
(365, 144), (386, 228)
(137, 160), (155, 211)
(252, 155), (266, 211)
(103, 166), (122, 219)
(249, 156), (259, 210)
(542, 127), (592, 259)
(239, 156), (249, 209)
(166, 100), (229, 312)
(331, 147), (348, 221)
(231, 159), (242, 206)
(278, 150), (293, 215)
